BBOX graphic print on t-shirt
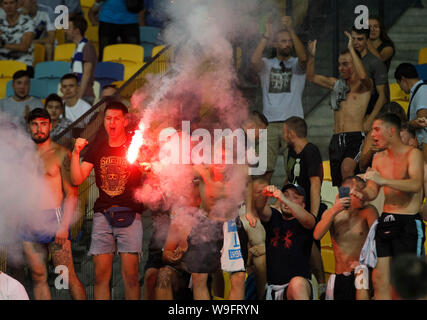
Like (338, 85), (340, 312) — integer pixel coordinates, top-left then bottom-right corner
(269, 66), (292, 93)
(99, 156), (130, 197)
(271, 228), (293, 249)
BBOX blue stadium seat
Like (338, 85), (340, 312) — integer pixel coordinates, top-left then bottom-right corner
(139, 26), (161, 59)
(6, 79), (62, 99)
(34, 61), (71, 79)
(94, 62), (124, 90)
(416, 64), (427, 82)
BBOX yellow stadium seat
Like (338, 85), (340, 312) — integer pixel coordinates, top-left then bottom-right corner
(389, 83), (410, 114)
(85, 25), (99, 57)
(81, 0), (95, 8)
(321, 248), (336, 274)
(320, 231), (332, 248)
(0, 78), (11, 99)
(54, 43), (77, 62)
(419, 47), (427, 65)
(102, 44), (144, 65)
(122, 62), (145, 81)
(0, 60), (27, 78)
(152, 45), (166, 57)
(33, 43), (45, 66)
(56, 29), (66, 45)
(323, 160), (332, 182)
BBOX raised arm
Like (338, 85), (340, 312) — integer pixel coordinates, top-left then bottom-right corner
(282, 16), (307, 70)
(313, 195), (349, 240)
(345, 31), (373, 92)
(250, 18), (272, 74)
(306, 40), (337, 89)
(71, 138), (93, 185)
(266, 186), (316, 229)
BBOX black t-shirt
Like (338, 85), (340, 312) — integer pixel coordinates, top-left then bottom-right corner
(83, 137), (143, 212)
(262, 208), (313, 285)
(286, 143), (323, 213)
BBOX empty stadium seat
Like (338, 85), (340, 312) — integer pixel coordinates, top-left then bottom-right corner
(152, 45), (166, 58)
(419, 47), (427, 65)
(389, 82), (410, 114)
(0, 60), (27, 78)
(85, 25), (99, 57)
(94, 61), (124, 89)
(34, 61), (71, 79)
(415, 64), (427, 82)
(122, 62), (145, 81)
(140, 26), (161, 59)
(6, 78), (58, 99)
(0, 78), (10, 99)
(54, 43), (77, 62)
(33, 43), (45, 66)
(102, 44), (144, 65)
(56, 29), (66, 45)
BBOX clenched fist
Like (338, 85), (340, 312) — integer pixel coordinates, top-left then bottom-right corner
(73, 138), (88, 154)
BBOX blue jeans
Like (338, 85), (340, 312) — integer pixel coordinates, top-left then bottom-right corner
(88, 212), (143, 255)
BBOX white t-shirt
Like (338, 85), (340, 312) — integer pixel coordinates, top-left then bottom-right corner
(64, 98), (92, 123)
(32, 4), (55, 40)
(259, 57), (306, 122)
(0, 272), (29, 300)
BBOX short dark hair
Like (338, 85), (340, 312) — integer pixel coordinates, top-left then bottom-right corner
(378, 102), (408, 124)
(251, 110), (268, 127)
(339, 48), (351, 56)
(70, 14), (88, 36)
(284, 116), (307, 138)
(401, 123), (417, 138)
(44, 93), (64, 109)
(60, 73), (79, 83)
(391, 254), (427, 300)
(342, 175), (366, 190)
(27, 108), (51, 123)
(374, 112), (402, 131)
(102, 84), (118, 91)
(352, 24), (370, 39)
(105, 100), (128, 115)
(394, 63), (419, 82)
(12, 70), (30, 81)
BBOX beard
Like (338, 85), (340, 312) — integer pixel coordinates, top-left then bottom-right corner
(31, 133), (50, 144)
(278, 48), (291, 57)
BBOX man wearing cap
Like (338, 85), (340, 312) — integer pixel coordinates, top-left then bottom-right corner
(255, 183), (316, 300)
(22, 108), (86, 300)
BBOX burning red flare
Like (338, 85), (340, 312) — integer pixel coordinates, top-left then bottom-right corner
(127, 122), (145, 164)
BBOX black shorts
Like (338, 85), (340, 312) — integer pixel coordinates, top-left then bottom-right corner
(329, 132), (365, 186)
(376, 213), (425, 258)
(182, 214), (224, 274)
(144, 250), (164, 272)
(331, 272), (356, 300)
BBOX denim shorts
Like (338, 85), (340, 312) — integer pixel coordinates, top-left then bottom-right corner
(88, 211), (143, 255)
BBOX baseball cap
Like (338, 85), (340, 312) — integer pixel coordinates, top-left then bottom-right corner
(281, 183), (306, 200)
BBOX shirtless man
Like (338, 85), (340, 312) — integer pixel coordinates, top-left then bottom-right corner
(358, 112), (425, 300)
(307, 32), (373, 186)
(313, 176), (378, 300)
(22, 108), (86, 300)
(163, 155), (249, 300)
